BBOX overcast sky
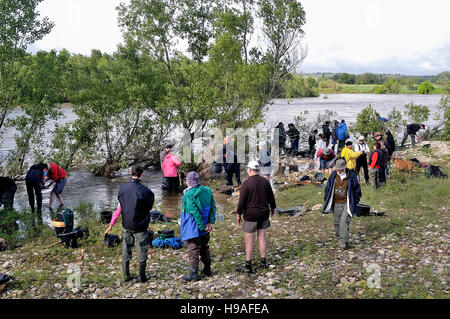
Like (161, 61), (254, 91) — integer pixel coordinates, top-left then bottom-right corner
(31, 0), (450, 75)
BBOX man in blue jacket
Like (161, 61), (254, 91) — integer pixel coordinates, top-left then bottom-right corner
(336, 120), (349, 154)
(105, 165), (154, 283)
(323, 159), (362, 250)
(180, 171), (216, 281)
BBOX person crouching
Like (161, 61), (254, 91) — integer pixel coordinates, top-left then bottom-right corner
(180, 171), (216, 281)
(323, 159), (362, 250)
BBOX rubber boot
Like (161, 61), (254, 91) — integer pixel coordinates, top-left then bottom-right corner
(123, 261), (133, 282)
(138, 261), (150, 283)
(202, 263), (212, 277)
(244, 260), (253, 274)
(183, 266), (199, 282)
(260, 258), (269, 269)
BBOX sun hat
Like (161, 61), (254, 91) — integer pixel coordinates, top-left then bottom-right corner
(374, 132), (382, 137)
(334, 159), (346, 171)
(358, 136), (365, 141)
(323, 148), (331, 155)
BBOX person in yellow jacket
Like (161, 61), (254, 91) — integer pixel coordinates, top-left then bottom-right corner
(340, 141), (365, 170)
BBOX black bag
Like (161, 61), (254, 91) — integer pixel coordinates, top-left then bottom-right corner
(210, 162), (223, 173)
(104, 234), (121, 247)
(355, 204), (370, 217)
(100, 211), (112, 224)
(0, 273), (13, 285)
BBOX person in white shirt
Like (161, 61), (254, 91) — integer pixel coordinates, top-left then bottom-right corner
(353, 136), (370, 184)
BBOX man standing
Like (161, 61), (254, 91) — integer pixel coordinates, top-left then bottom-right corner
(180, 172), (216, 281)
(25, 163), (48, 225)
(224, 149), (241, 186)
(105, 165), (155, 283)
(274, 122), (287, 155)
(308, 129), (318, 157)
(236, 161), (276, 273)
(286, 123), (300, 155)
(331, 120), (339, 151)
(323, 159), (362, 250)
(322, 121), (332, 147)
(400, 124), (425, 148)
(340, 141), (364, 171)
(353, 136), (370, 184)
(0, 176), (17, 211)
(46, 162), (67, 212)
(336, 120), (349, 154)
(162, 145), (182, 193)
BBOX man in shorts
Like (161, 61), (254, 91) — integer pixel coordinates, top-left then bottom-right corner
(236, 161), (276, 273)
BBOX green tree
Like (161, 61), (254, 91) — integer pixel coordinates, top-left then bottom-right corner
(403, 102), (430, 124)
(5, 50), (62, 175)
(385, 108), (405, 142)
(352, 104), (385, 138)
(337, 72), (356, 84)
(0, 0), (54, 131)
(257, 0), (307, 98)
(417, 81), (434, 94)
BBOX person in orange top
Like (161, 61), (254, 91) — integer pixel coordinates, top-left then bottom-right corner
(45, 162), (67, 211)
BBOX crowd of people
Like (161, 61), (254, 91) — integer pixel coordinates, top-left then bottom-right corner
(0, 120), (427, 284)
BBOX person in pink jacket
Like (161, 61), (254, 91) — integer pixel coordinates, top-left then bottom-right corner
(162, 145), (182, 193)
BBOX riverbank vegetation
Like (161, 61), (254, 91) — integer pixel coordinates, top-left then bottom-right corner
(309, 72), (449, 95)
(1, 141), (448, 298)
(1, 0), (309, 177)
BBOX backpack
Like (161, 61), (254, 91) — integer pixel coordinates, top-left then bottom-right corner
(336, 123), (349, 140)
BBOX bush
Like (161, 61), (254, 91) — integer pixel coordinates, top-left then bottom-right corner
(417, 81), (434, 94)
(404, 102), (430, 123)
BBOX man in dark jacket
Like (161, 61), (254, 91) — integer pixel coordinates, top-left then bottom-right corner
(322, 121), (332, 147)
(105, 165), (155, 283)
(223, 149), (241, 186)
(400, 124), (425, 148)
(237, 161), (276, 273)
(323, 159), (362, 250)
(308, 129), (318, 156)
(0, 176), (17, 211)
(274, 122), (287, 155)
(25, 163), (48, 225)
(385, 131), (396, 156)
(286, 123), (300, 155)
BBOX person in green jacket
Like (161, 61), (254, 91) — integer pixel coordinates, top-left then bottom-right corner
(180, 171), (216, 281)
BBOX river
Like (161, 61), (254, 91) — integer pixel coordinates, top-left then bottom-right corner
(2, 93), (444, 223)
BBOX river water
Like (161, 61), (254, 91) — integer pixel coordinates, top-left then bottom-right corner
(2, 94), (444, 223)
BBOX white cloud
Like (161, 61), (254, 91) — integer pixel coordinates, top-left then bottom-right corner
(31, 0), (450, 74)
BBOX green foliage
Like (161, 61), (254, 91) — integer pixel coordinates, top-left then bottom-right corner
(417, 81), (434, 94)
(294, 109), (337, 144)
(403, 102), (430, 124)
(337, 73), (356, 84)
(385, 108), (405, 142)
(355, 72), (383, 85)
(284, 74), (319, 98)
(352, 104), (385, 138)
(4, 50), (63, 176)
(0, 0), (54, 133)
(373, 79), (401, 94)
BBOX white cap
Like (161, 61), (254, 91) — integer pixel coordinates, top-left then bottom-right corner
(247, 160), (260, 170)
(358, 136), (365, 141)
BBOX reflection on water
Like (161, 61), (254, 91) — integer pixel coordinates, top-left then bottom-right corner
(12, 168), (234, 226)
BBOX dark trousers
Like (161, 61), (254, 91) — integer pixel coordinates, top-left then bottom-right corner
(26, 180), (43, 224)
(355, 155), (369, 183)
(379, 168), (387, 184)
(225, 170), (241, 186)
(1, 185), (17, 210)
(186, 233), (211, 268)
(290, 137), (299, 154)
(166, 176), (180, 193)
(122, 229), (149, 265)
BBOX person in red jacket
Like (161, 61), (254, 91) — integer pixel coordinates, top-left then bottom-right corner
(45, 162), (67, 211)
(368, 142), (382, 190)
(162, 145), (182, 193)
